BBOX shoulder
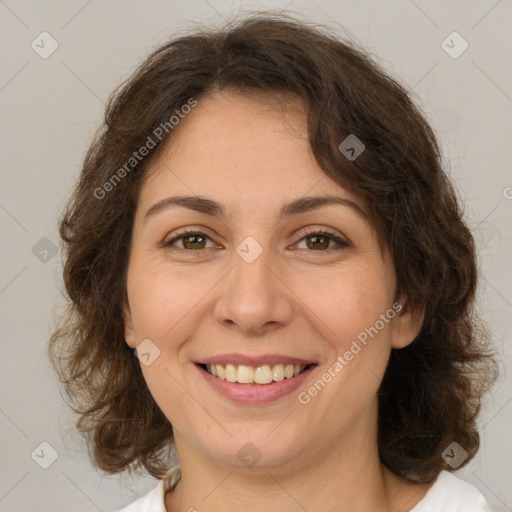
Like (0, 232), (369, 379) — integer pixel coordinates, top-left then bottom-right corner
(116, 480), (166, 512)
(116, 466), (181, 512)
(411, 470), (493, 512)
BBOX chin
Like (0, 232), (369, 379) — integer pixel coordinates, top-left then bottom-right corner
(193, 423), (311, 471)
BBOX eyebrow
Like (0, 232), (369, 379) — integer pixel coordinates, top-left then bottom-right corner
(143, 194), (368, 225)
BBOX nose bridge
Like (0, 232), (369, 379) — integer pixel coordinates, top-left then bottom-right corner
(214, 233), (293, 333)
(233, 235), (272, 291)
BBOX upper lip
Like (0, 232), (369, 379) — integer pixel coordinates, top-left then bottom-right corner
(195, 353), (317, 367)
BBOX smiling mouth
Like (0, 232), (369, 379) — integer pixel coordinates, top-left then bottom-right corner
(199, 363), (314, 385)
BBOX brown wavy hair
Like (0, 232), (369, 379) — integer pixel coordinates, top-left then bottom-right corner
(48, 11), (498, 483)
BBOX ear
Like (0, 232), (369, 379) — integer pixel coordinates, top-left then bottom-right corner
(391, 298), (425, 349)
(122, 302), (137, 349)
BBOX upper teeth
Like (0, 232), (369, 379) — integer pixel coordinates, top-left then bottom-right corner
(206, 364), (306, 384)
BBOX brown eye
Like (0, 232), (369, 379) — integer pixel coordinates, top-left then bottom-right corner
(305, 234), (330, 250)
(163, 229), (350, 253)
(296, 230), (350, 251)
(163, 231), (214, 250)
(181, 234), (207, 250)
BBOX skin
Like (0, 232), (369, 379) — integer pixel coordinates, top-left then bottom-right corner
(123, 89), (431, 511)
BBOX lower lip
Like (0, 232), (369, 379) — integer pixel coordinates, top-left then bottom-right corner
(196, 364), (316, 404)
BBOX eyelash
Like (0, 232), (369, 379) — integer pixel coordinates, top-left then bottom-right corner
(162, 227), (350, 253)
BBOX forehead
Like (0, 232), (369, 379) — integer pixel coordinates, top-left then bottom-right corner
(139, 90), (363, 212)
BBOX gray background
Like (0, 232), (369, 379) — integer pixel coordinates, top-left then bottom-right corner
(0, 1), (511, 511)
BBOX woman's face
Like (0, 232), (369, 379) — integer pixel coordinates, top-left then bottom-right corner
(123, 90), (421, 471)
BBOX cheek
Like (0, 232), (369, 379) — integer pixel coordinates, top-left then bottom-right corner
(295, 261), (395, 350)
(127, 261), (202, 421)
(126, 258), (210, 343)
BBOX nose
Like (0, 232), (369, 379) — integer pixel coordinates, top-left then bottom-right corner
(213, 242), (294, 335)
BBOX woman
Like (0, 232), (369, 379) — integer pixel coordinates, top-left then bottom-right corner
(49, 12), (498, 512)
